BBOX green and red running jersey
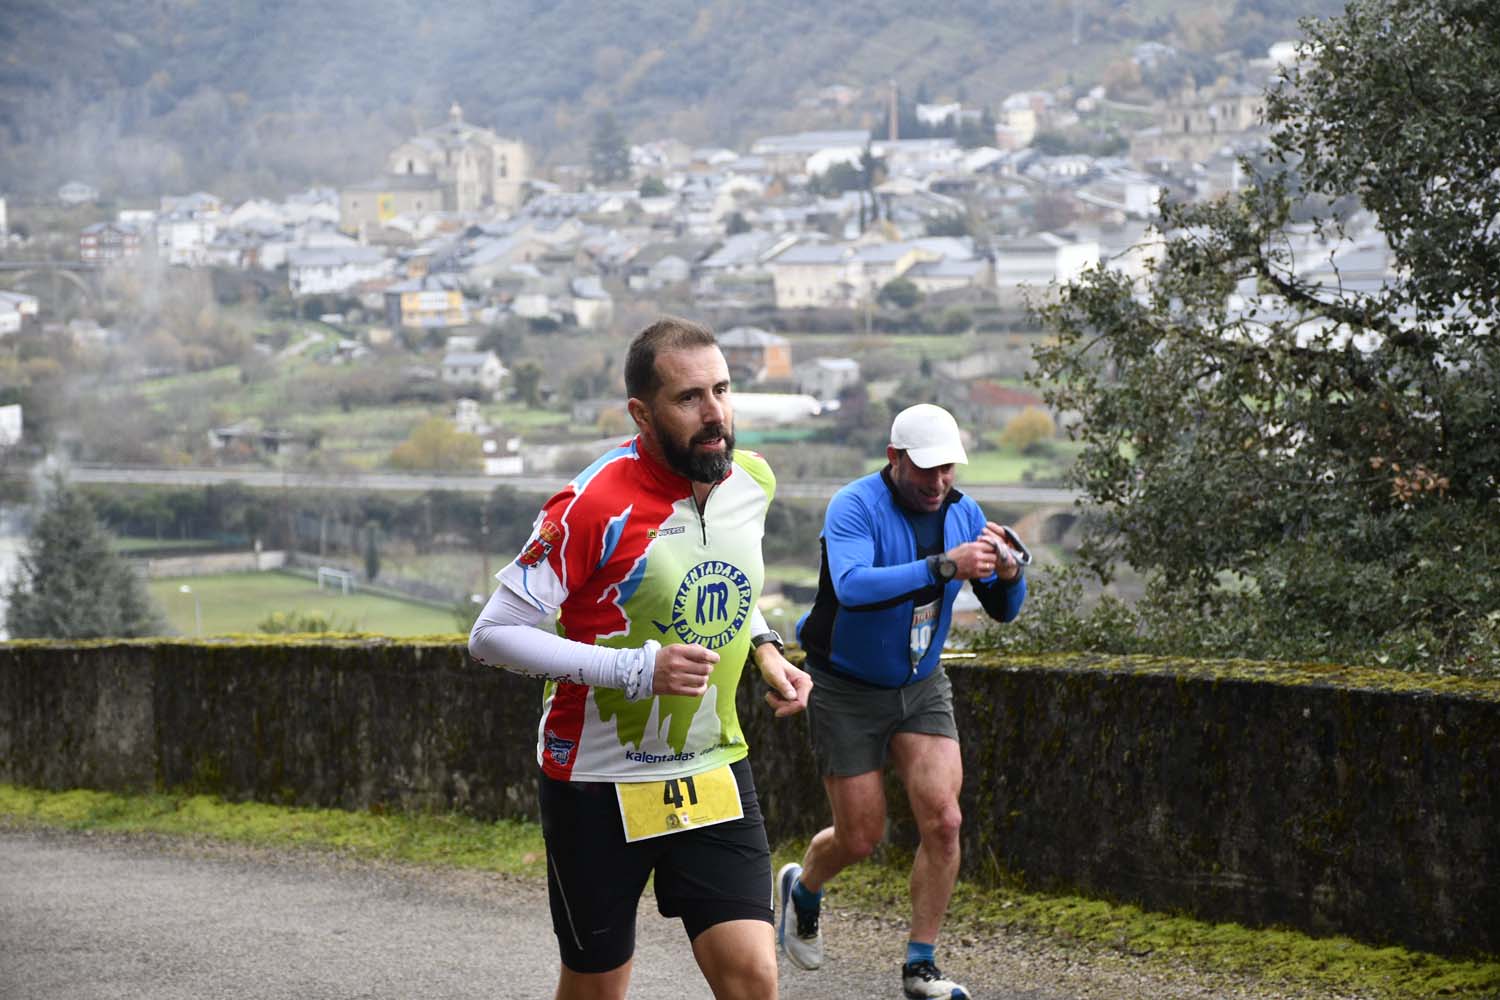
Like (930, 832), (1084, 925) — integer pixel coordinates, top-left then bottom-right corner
(497, 436), (775, 782)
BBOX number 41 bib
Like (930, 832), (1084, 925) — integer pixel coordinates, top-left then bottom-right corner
(615, 762), (743, 842)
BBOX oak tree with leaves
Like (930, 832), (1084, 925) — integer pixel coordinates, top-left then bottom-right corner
(1032, 0), (1500, 668)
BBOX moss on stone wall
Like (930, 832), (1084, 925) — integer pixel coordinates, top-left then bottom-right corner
(1, 639), (1495, 958)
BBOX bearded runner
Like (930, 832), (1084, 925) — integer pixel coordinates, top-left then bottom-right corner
(482, 436), (775, 782)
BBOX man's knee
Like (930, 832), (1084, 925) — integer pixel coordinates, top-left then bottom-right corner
(692, 920), (777, 1000)
(729, 951), (778, 999)
(835, 820), (884, 861)
(921, 800), (963, 850)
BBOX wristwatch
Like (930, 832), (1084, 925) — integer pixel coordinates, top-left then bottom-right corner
(750, 630), (784, 653)
(927, 553), (958, 582)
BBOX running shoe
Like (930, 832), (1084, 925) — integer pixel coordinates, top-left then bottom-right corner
(901, 958), (971, 999)
(775, 862), (824, 970)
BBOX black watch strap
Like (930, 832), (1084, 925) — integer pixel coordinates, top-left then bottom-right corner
(751, 629), (784, 652)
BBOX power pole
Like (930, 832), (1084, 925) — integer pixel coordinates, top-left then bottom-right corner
(888, 79), (899, 141)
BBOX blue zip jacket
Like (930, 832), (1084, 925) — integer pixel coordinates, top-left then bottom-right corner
(796, 467), (1026, 688)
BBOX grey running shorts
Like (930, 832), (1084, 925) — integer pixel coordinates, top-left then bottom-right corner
(805, 663), (959, 777)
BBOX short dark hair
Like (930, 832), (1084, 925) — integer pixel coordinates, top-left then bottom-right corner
(625, 316), (718, 401)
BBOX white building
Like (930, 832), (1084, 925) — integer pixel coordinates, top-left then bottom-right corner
(58, 181), (99, 206)
(992, 232), (1101, 305)
(156, 204), (221, 266)
(0, 404), (22, 446)
(0, 291), (38, 336)
(767, 239), (951, 309)
(568, 276), (614, 330)
(730, 392), (823, 426)
(797, 358), (861, 403)
(441, 351), (508, 395)
(286, 246), (392, 295)
(749, 130), (871, 174)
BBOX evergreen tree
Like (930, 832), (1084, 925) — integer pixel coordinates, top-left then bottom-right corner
(362, 520), (382, 583)
(6, 478), (164, 638)
(589, 112), (631, 185)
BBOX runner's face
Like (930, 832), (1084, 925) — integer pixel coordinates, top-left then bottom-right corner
(636, 346), (735, 483)
(887, 448), (954, 513)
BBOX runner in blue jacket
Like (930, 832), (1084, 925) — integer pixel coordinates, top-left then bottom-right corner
(779, 403), (1028, 1000)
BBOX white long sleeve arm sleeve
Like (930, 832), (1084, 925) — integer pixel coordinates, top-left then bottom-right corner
(467, 583), (660, 701)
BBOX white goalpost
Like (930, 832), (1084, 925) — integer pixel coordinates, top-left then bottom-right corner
(316, 566), (355, 596)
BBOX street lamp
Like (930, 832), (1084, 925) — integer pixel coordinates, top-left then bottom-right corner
(179, 584), (201, 637)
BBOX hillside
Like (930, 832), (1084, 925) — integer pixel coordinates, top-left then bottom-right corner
(0, 0), (1340, 199)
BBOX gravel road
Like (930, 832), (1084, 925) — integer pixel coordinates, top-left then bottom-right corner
(0, 828), (1374, 1000)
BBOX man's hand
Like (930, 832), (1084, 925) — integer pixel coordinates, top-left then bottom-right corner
(978, 521), (1023, 582)
(653, 643), (719, 697)
(945, 540), (1000, 580)
(754, 646), (812, 718)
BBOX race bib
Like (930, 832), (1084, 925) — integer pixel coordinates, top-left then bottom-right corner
(910, 597), (939, 664)
(615, 763), (743, 842)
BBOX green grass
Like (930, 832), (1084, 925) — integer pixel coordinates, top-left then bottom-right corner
(286, 404), (431, 439)
(775, 843), (1500, 999)
(862, 447), (1073, 484)
(481, 401), (573, 431)
(148, 571), (459, 637)
(0, 785), (544, 874)
(2, 784), (1494, 999)
(133, 365), (241, 404)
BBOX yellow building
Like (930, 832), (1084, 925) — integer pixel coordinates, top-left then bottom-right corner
(384, 274), (469, 329)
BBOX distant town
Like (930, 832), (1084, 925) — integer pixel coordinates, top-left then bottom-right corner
(0, 38), (1391, 480)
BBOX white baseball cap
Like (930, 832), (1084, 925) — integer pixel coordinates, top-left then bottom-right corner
(890, 403), (968, 468)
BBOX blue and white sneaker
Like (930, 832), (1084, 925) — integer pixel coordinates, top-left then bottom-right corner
(775, 862), (824, 970)
(901, 959), (971, 999)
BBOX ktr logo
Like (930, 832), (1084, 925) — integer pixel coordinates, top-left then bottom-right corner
(653, 560), (752, 650)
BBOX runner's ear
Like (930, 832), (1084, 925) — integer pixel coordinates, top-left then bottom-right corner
(627, 396), (653, 434)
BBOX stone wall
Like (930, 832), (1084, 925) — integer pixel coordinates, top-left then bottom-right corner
(0, 640), (1494, 957)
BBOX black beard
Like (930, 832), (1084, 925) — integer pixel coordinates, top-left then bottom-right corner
(659, 424), (735, 483)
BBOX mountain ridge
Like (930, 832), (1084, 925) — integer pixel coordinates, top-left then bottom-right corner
(0, 0), (1339, 199)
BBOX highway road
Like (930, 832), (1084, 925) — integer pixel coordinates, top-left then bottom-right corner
(68, 464), (1084, 506)
(0, 828), (1051, 1000)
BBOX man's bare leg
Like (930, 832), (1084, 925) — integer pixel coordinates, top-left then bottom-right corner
(555, 959), (631, 1000)
(692, 918), (778, 999)
(890, 731), (964, 944)
(798, 770), (887, 891)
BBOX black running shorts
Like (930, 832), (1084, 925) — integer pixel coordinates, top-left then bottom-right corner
(538, 756), (773, 974)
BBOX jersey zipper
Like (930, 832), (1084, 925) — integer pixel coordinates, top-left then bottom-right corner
(694, 480), (720, 544)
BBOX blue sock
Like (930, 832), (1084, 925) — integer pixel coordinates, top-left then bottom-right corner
(906, 941), (935, 965)
(791, 878), (822, 913)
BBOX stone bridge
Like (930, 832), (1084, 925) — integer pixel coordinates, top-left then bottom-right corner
(0, 260), (104, 315)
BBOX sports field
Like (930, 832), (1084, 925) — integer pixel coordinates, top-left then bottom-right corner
(148, 571), (460, 638)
